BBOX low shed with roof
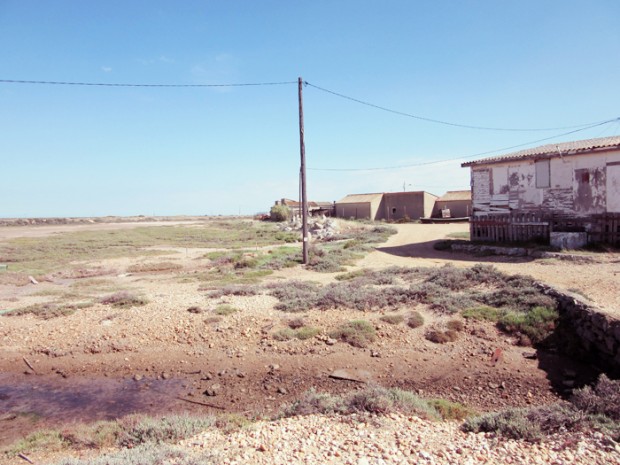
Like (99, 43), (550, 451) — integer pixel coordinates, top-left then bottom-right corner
(335, 191), (437, 221)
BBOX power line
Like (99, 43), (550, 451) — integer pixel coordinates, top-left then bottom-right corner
(309, 117), (620, 172)
(304, 81), (613, 132)
(0, 79), (297, 87)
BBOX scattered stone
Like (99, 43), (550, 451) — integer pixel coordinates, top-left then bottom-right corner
(161, 372), (171, 380)
(28, 276), (38, 285)
(204, 384), (221, 397)
(522, 351), (538, 360)
(277, 386), (287, 395)
(329, 369), (372, 383)
(370, 350), (381, 358)
(133, 374), (143, 381)
(325, 338), (337, 346)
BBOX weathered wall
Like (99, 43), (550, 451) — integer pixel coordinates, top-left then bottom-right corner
(432, 199), (471, 218)
(471, 148), (620, 217)
(335, 202), (371, 220)
(378, 192), (436, 220)
(538, 284), (620, 376)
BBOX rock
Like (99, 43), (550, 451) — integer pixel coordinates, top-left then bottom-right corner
(28, 276), (39, 285)
(204, 384), (221, 396)
(370, 350), (381, 358)
(329, 369), (372, 383)
(161, 372), (171, 380)
(277, 386), (287, 394)
(133, 374), (143, 381)
(325, 338), (337, 346)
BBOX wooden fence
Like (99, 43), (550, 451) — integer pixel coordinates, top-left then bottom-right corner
(470, 212), (620, 245)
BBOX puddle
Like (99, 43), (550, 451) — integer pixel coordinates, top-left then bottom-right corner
(0, 373), (187, 446)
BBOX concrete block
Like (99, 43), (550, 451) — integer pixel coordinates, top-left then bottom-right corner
(550, 232), (588, 250)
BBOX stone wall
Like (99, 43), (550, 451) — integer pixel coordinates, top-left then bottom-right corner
(537, 283), (620, 376)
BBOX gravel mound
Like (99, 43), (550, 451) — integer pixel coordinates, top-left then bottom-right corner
(183, 413), (620, 465)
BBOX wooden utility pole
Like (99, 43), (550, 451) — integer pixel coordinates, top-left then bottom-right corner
(298, 77), (309, 264)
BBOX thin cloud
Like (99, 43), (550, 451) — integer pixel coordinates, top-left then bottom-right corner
(101, 66), (112, 72)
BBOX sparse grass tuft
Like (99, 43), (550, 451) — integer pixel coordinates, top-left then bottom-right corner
(273, 327), (295, 341)
(117, 414), (214, 448)
(214, 304), (238, 316)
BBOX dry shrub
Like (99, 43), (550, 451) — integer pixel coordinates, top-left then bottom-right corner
(446, 319), (464, 332)
(425, 329), (459, 344)
(287, 317), (306, 329)
(380, 314), (405, 325)
(100, 292), (148, 308)
(406, 311), (425, 328)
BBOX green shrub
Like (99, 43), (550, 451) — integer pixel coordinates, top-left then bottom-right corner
(270, 205), (291, 222)
(330, 320), (376, 348)
(498, 306), (558, 345)
(462, 306), (500, 321)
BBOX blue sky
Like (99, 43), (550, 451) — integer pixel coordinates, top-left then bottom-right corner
(2, 1), (619, 217)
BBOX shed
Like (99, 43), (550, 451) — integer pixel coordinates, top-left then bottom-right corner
(335, 191), (438, 221)
(431, 190), (472, 218)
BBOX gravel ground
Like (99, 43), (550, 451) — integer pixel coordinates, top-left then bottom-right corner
(183, 413), (620, 465)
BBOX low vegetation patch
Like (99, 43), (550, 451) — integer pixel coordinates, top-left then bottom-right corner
(126, 262), (182, 273)
(425, 329), (459, 344)
(5, 301), (94, 319)
(100, 292), (148, 308)
(283, 386), (471, 422)
(2, 414), (216, 463)
(463, 374), (620, 442)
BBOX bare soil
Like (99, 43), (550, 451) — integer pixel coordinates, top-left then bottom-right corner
(0, 221), (614, 450)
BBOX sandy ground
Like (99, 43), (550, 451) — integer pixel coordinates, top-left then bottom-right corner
(0, 220), (616, 457)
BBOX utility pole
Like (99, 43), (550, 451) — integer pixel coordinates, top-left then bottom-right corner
(298, 77), (309, 264)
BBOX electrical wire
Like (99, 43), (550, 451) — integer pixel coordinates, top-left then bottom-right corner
(309, 117), (620, 172)
(0, 79), (297, 87)
(304, 81), (614, 132)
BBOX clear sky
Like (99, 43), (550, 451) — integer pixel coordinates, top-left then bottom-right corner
(2, 1), (619, 217)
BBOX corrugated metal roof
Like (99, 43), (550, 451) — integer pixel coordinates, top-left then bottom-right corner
(462, 135), (620, 167)
(336, 193), (384, 204)
(437, 190), (471, 202)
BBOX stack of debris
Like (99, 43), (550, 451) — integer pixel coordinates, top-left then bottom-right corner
(278, 216), (340, 240)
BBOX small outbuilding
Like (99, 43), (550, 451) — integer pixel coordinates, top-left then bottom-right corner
(335, 191), (437, 221)
(431, 190), (472, 219)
